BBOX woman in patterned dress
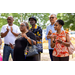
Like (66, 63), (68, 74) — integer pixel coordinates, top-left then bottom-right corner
(51, 20), (70, 61)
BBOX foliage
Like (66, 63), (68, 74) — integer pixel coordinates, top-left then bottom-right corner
(0, 13), (50, 31)
(57, 13), (75, 30)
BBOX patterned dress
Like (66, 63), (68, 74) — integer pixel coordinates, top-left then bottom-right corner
(52, 31), (69, 57)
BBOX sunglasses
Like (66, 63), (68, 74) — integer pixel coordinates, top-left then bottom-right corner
(7, 19), (11, 20)
(49, 17), (55, 19)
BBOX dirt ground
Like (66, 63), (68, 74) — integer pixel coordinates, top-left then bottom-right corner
(41, 50), (75, 61)
(8, 52), (75, 61)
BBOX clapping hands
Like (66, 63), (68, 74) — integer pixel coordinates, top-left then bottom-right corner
(6, 26), (13, 33)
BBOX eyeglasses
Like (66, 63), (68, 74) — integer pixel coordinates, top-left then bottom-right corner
(49, 17), (55, 19)
(20, 25), (25, 27)
(7, 19), (11, 20)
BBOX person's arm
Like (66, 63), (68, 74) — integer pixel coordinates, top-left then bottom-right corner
(9, 43), (14, 49)
(1, 26), (9, 38)
(51, 35), (56, 48)
(22, 33), (36, 45)
(10, 27), (20, 37)
(57, 33), (70, 47)
(36, 36), (40, 41)
(36, 27), (42, 41)
(1, 31), (9, 38)
(47, 29), (52, 39)
(11, 31), (20, 37)
(26, 37), (36, 45)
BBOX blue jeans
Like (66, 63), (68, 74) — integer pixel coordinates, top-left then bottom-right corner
(3, 45), (14, 61)
(49, 49), (53, 61)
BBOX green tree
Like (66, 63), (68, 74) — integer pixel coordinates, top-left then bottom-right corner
(57, 13), (75, 30)
(0, 13), (50, 31)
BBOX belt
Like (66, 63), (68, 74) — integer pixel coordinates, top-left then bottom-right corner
(5, 44), (15, 46)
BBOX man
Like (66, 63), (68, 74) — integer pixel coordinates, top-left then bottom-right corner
(29, 16), (43, 61)
(45, 14), (64, 61)
(1, 16), (20, 61)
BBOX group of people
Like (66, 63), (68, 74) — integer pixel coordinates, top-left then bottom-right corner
(0, 14), (70, 61)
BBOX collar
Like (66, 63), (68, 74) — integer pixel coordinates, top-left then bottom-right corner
(30, 24), (37, 30)
(34, 24), (37, 29)
(50, 24), (54, 26)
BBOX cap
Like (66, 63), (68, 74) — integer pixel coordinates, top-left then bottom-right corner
(29, 16), (37, 23)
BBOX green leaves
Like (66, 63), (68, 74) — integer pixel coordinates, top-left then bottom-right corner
(57, 13), (75, 30)
(0, 13), (50, 30)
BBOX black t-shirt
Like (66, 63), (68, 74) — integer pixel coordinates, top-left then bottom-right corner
(13, 31), (36, 61)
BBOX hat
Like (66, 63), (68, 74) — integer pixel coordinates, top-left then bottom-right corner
(29, 16), (37, 23)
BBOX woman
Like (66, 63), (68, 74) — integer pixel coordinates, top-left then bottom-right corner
(50, 20), (70, 61)
(10, 22), (39, 61)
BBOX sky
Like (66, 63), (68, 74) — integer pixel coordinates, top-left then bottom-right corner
(51, 13), (58, 15)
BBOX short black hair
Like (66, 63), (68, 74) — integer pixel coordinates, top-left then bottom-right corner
(56, 19), (64, 26)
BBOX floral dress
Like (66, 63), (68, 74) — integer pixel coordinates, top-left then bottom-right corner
(52, 31), (69, 57)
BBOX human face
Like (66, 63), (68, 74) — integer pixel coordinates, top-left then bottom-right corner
(54, 22), (62, 30)
(29, 18), (36, 26)
(7, 17), (14, 25)
(20, 23), (26, 32)
(49, 15), (57, 24)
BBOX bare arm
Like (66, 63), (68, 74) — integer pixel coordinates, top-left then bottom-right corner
(36, 36), (40, 41)
(26, 37), (36, 45)
(51, 35), (56, 48)
(10, 27), (20, 37)
(61, 33), (70, 47)
(1, 26), (9, 38)
(1, 31), (9, 38)
(11, 31), (19, 37)
(47, 30), (52, 39)
(22, 33), (36, 45)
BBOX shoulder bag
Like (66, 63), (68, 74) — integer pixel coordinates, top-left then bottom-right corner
(24, 40), (38, 58)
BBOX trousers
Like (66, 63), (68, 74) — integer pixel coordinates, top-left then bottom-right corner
(49, 49), (54, 61)
(3, 45), (14, 61)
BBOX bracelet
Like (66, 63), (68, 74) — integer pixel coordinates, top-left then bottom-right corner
(27, 37), (30, 40)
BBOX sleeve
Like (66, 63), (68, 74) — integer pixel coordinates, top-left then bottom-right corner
(28, 32), (37, 41)
(37, 27), (42, 39)
(1, 26), (6, 33)
(45, 26), (49, 40)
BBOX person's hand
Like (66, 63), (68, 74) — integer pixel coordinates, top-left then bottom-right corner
(21, 33), (28, 39)
(6, 26), (9, 32)
(47, 35), (52, 39)
(10, 27), (13, 33)
(48, 30), (52, 35)
(9, 43), (14, 49)
(57, 38), (63, 44)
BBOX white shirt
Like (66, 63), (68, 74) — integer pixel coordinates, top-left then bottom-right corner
(1, 24), (20, 44)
